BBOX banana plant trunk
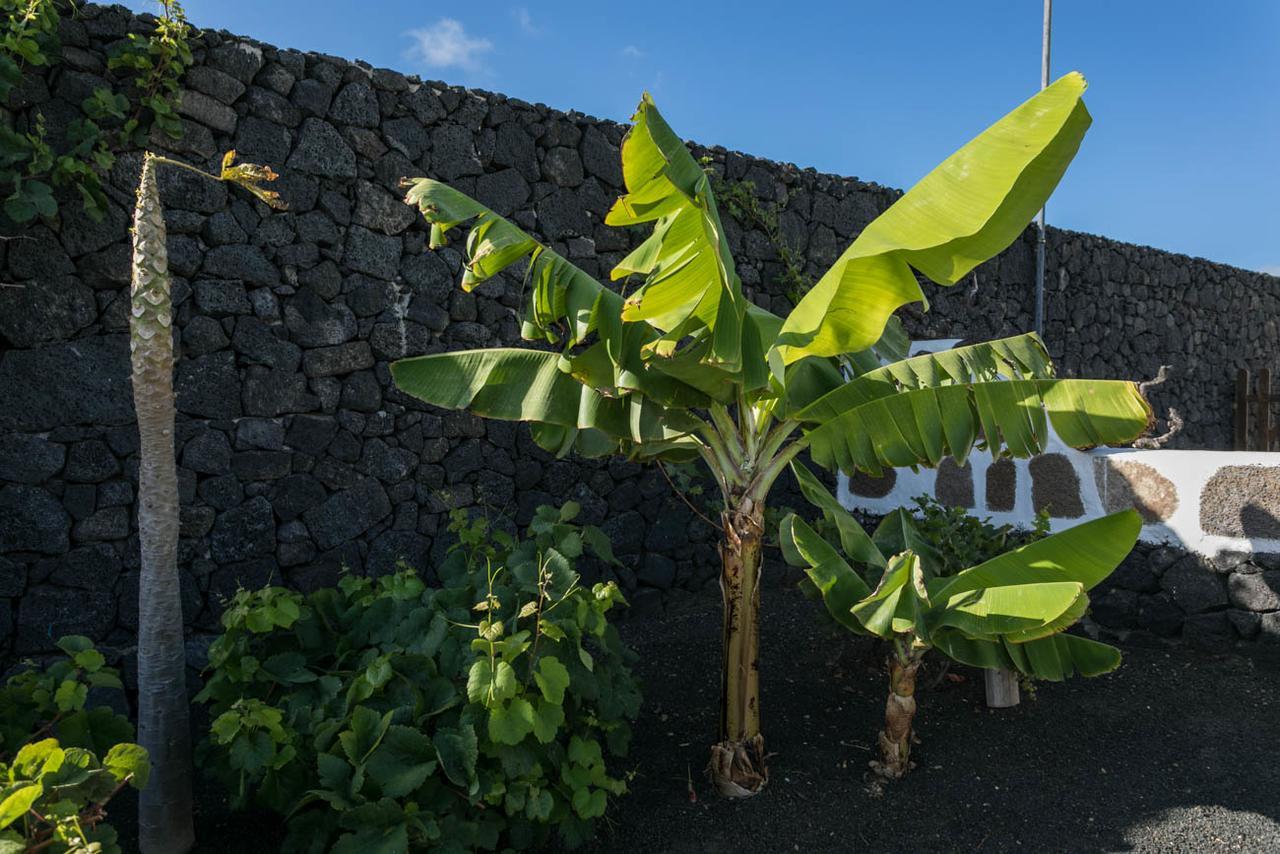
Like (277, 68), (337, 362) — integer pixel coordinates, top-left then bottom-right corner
(874, 646), (923, 781)
(708, 495), (768, 797)
(131, 153), (195, 853)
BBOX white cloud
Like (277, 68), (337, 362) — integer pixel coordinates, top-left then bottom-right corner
(513, 7), (541, 35)
(1261, 264), (1280, 277)
(404, 19), (493, 71)
(621, 45), (645, 58)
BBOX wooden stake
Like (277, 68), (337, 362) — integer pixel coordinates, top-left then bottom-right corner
(984, 668), (1021, 708)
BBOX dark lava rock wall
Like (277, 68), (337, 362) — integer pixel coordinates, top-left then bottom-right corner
(1, 3), (1276, 654)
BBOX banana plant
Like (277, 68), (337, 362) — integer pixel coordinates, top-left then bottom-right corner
(390, 72), (1153, 797)
(130, 150), (282, 852)
(780, 461), (1137, 783)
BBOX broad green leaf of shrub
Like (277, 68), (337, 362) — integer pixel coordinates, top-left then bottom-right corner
(531, 699), (565, 745)
(488, 698), (536, 745)
(432, 725), (478, 788)
(0, 784), (41, 830)
(366, 726), (437, 798)
(339, 707), (393, 766)
(534, 657), (571, 705)
(572, 787), (607, 820)
(103, 742), (151, 790)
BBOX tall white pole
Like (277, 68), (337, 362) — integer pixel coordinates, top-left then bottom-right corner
(1034, 0), (1052, 336)
(990, 1), (1054, 711)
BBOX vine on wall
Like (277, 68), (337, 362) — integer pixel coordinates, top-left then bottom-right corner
(0, 0), (192, 223)
(708, 170), (812, 304)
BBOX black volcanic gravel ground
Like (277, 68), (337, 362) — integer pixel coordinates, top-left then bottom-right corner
(115, 586), (1279, 853)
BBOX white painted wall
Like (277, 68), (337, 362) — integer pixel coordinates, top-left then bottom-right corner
(837, 433), (1280, 560)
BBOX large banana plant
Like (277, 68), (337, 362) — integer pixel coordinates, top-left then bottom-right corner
(390, 72), (1152, 797)
(780, 461), (1137, 783)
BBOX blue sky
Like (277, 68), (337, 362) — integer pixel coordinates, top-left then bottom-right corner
(128, 1), (1278, 274)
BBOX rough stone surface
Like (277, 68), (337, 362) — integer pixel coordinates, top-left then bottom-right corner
(1, 4), (1274, 655)
(934, 458), (973, 508)
(0, 486), (69, 554)
(0, 435), (65, 484)
(1029, 454), (1084, 518)
(1161, 555), (1230, 614)
(985, 458), (1017, 512)
(1095, 458), (1179, 523)
(848, 468), (895, 499)
(1200, 465), (1280, 539)
(303, 478), (391, 551)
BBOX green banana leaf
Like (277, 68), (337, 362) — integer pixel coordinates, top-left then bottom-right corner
(778, 514), (870, 633)
(401, 177), (714, 410)
(929, 510), (1142, 599)
(794, 332), (1056, 423)
(790, 461), (885, 570)
(931, 630), (1121, 682)
(607, 93), (747, 373)
(389, 348), (701, 457)
(931, 581), (1086, 641)
(774, 72), (1091, 365)
(805, 377), (1153, 476)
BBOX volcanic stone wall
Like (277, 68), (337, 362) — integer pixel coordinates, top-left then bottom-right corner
(0, 3), (1276, 656)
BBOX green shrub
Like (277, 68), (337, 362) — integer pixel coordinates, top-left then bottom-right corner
(0, 637), (149, 853)
(196, 503), (641, 853)
(909, 494), (1050, 577)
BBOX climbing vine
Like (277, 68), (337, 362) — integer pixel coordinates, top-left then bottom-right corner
(0, 0), (192, 223)
(707, 169), (813, 304)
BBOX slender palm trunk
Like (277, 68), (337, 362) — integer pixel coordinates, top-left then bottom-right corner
(873, 646), (922, 781)
(131, 153), (195, 854)
(708, 495), (768, 797)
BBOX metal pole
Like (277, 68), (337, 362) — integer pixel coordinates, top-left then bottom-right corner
(1034, 0), (1052, 336)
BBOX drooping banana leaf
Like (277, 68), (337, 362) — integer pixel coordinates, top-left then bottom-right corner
(773, 72), (1092, 365)
(778, 514), (870, 633)
(929, 510), (1141, 600)
(930, 581), (1087, 641)
(606, 94), (748, 373)
(389, 348), (702, 458)
(794, 332), (1056, 423)
(789, 461), (885, 570)
(804, 378), (1152, 476)
(931, 629), (1121, 682)
(872, 509), (944, 578)
(401, 177), (711, 410)
(1009, 633), (1122, 680)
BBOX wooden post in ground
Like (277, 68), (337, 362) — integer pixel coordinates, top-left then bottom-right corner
(1235, 369), (1250, 451)
(985, 668), (1020, 708)
(1259, 368), (1272, 452)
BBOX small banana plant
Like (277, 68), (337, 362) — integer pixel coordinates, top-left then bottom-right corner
(130, 149), (283, 852)
(779, 462), (1138, 785)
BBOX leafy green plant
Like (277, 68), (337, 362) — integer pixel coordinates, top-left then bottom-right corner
(710, 174), (812, 304)
(389, 74), (1155, 796)
(780, 463), (1134, 785)
(0, 0), (192, 222)
(0, 637), (149, 853)
(196, 503), (640, 853)
(908, 494), (1050, 579)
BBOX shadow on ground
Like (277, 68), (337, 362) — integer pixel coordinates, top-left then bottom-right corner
(586, 586), (1280, 854)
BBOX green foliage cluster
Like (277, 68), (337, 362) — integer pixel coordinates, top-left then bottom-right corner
(196, 503), (641, 853)
(0, 637), (149, 854)
(708, 172), (812, 304)
(909, 494), (1050, 578)
(0, 0), (192, 222)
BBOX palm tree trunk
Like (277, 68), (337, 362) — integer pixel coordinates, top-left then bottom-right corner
(708, 495), (768, 797)
(131, 153), (195, 854)
(873, 647), (922, 781)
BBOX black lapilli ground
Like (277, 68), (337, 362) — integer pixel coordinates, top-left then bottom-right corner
(584, 587), (1280, 854)
(114, 585), (1279, 853)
